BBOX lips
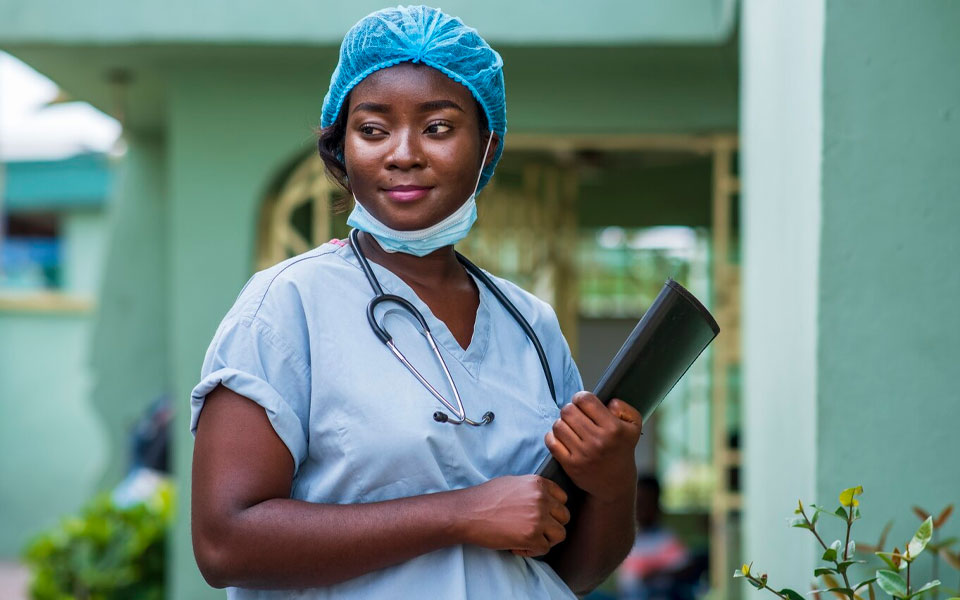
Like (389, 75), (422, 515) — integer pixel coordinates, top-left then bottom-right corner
(383, 185), (433, 202)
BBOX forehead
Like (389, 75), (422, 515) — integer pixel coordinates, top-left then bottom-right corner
(349, 62), (475, 106)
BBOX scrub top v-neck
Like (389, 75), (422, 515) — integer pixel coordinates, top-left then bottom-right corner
(190, 240), (584, 600)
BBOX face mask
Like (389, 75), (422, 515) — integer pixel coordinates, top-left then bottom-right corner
(346, 134), (494, 257)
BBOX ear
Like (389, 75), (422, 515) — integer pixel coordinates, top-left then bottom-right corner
(482, 132), (500, 168)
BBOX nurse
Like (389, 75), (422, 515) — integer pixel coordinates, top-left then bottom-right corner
(190, 6), (642, 599)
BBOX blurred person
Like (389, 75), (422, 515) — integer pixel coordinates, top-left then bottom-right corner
(189, 6), (643, 599)
(617, 475), (700, 600)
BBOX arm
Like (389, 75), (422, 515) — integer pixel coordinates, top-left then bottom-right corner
(191, 384), (570, 590)
(542, 392), (643, 595)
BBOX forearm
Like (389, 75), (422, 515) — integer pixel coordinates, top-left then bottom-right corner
(198, 488), (468, 589)
(548, 489), (637, 595)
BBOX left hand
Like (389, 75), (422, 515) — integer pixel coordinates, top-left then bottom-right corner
(544, 391), (643, 503)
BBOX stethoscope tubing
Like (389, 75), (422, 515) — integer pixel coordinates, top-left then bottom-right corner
(348, 228), (557, 425)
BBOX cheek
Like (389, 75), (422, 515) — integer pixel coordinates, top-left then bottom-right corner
(343, 139), (379, 183)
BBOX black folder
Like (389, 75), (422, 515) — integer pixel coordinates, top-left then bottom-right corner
(534, 279), (719, 555)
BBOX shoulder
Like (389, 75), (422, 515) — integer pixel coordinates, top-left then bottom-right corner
(224, 239), (355, 326)
(480, 270), (562, 335)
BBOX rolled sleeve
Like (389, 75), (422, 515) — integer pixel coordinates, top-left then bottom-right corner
(190, 316), (311, 475)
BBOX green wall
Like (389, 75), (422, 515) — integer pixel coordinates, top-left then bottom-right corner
(0, 0), (736, 45)
(89, 134), (171, 490)
(0, 310), (108, 557)
(742, 0), (960, 591)
(816, 0), (960, 567)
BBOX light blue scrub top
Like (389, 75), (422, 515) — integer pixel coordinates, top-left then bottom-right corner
(190, 240), (583, 599)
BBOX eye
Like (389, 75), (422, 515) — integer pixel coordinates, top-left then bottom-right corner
(359, 124), (387, 137)
(425, 121), (453, 135)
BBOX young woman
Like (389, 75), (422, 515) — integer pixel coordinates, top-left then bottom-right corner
(190, 6), (642, 599)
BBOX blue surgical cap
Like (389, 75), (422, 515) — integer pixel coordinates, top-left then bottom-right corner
(321, 5), (506, 191)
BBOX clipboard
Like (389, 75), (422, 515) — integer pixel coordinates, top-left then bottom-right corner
(533, 279), (719, 557)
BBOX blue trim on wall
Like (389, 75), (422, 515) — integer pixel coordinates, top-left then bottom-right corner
(4, 153), (113, 210)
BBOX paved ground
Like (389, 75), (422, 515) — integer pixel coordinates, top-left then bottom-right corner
(0, 562), (28, 600)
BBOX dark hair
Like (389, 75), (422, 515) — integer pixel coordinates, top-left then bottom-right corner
(317, 104), (351, 192)
(316, 92), (491, 194)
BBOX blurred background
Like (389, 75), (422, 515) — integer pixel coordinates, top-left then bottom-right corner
(0, 1), (957, 599)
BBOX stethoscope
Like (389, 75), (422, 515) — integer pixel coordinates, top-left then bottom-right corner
(349, 228), (557, 426)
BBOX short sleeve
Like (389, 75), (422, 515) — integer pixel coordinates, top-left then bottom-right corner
(190, 315), (311, 475)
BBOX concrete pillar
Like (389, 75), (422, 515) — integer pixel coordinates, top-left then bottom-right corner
(742, 0), (960, 592)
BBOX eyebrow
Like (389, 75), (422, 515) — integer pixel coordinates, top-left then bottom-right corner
(351, 99), (465, 114)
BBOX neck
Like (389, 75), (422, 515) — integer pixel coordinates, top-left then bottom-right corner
(357, 230), (466, 288)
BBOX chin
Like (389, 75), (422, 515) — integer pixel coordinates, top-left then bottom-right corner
(376, 203), (452, 231)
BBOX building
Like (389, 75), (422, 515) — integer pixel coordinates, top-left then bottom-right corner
(0, 1), (957, 598)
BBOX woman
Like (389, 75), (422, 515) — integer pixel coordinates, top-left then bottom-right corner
(190, 6), (642, 599)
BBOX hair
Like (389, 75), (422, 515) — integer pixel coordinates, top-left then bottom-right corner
(316, 87), (491, 195)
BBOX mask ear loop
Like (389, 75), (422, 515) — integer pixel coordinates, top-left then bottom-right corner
(471, 133), (495, 196)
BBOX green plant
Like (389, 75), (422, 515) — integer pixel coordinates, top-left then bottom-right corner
(734, 486), (959, 600)
(21, 482), (173, 600)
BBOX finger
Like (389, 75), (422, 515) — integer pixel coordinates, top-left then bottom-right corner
(608, 398), (643, 427)
(559, 402), (601, 439)
(540, 477), (568, 504)
(552, 417), (584, 453)
(571, 392), (616, 427)
(544, 522), (566, 546)
(544, 431), (571, 462)
(551, 501), (572, 525)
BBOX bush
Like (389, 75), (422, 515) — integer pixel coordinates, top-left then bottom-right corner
(21, 481), (172, 600)
(735, 486), (959, 600)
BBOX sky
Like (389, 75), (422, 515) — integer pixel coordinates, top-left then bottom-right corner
(0, 51), (121, 161)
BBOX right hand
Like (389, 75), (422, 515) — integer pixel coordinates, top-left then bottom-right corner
(459, 475), (570, 557)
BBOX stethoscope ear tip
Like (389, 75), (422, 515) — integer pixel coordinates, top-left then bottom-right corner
(433, 411), (449, 423)
(482, 412), (495, 424)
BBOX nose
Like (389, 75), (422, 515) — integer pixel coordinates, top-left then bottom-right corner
(385, 127), (425, 171)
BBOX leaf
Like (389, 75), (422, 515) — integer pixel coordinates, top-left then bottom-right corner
(876, 570), (908, 599)
(941, 550), (960, 570)
(780, 589), (806, 600)
(935, 505), (954, 528)
(907, 581), (941, 599)
(907, 517), (934, 560)
(876, 553), (900, 571)
(928, 537), (958, 552)
(733, 569), (745, 578)
(822, 574), (843, 590)
(824, 547), (839, 562)
(816, 568), (839, 577)
(790, 516), (812, 529)
(812, 504), (847, 521)
(837, 506), (850, 519)
(825, 587), (856, 600)
(839, 486), (864, 508)
(878, 521), (893, 549)
(742, 563), (752, 576)
(838, 560), (866, 574)
(749, 578), (765, 590)
(797, 499), (805, 515)
(914, 506), (931, 521)
(813, 510), (821, 527)
(855, 579), (878, 592)
(847, 540), (857, 557)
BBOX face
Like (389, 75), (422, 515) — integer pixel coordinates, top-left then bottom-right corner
(343, 62), (497, 231)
